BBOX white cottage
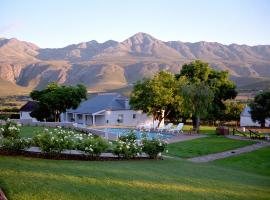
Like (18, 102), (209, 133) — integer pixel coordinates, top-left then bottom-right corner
(61, 93), (153, 127)
(19, 101), (38, 122)
(240, 106), (270, 127)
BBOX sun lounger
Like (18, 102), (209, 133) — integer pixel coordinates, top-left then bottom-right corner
(169, 123), (184, 133)
(157, 123), (173, 132)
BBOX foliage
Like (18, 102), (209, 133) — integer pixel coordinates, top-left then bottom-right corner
(249, 91), (270, 127)
(222, 101), (245, 123)
(177, 60), (237, 121)
(33, 127), (82, 154)
(130, 71), (184, 127)
(180, 82), (214, 130)
(30, 83), (87, 122)
(77, 136), (109, 156)
(142, 138), (167, 159)
(113, 132), (141, 159)
(0, 137), (31, 152)
(0, 119), (21, 138)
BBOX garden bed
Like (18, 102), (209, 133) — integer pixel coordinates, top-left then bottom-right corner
(0, 149), (154, 161)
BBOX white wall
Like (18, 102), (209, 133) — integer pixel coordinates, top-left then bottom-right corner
(105, 110), (153, 126)
(240, 116), (270, 127)
(20, 111), (37, 122)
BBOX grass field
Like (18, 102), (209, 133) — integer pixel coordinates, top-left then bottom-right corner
(182, 125), (217, 135)
(0, 154), (269, 200)
(166, 136), (255, 158)
(213, 147), (270, 177)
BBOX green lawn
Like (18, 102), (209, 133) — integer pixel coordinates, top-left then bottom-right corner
(182, 125), (217, 135)
(166, 136), (255, 158)
(0, 156), (269, 200)
(213, 147), (270, 177)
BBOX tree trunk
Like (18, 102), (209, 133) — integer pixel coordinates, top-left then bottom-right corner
(195, 116), (200, 133)
(260, 121), (265, 128)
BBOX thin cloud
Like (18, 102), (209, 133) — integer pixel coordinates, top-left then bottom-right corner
(0, 22), (23, 33)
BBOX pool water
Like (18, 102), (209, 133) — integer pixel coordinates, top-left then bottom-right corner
(99, 128), (174, 140)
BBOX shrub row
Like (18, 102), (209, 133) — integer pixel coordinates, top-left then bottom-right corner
(0, 121), (167, 159)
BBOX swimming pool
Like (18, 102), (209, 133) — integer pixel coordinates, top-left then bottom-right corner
(99, 128), (174, 140)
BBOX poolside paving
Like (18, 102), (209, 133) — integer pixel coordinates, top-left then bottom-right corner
(187, 141), (270, 163)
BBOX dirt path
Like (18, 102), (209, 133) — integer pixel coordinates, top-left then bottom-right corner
(187, 142), (270, 163)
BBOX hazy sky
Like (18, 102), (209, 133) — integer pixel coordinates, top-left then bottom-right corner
(1, 0), (269, 48)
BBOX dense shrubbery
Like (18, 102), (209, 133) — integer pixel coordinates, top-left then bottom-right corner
(1, 121), (167, 159)
(0, 137), (31, 152)
(0, 119), (21, 138)
(33, 127), (84, 154)
(0, 119), (31, 152)
(113, 132), (142, 159)
(77, 136), (109, 156)
(142, 139), (167, 159)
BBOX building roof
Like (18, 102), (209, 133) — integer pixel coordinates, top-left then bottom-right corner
(67, 93), (129, 114)
(241, 106), (251, 117)
(20, 101), (38, 112)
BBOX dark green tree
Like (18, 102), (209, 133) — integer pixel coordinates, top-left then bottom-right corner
(177, 60), (237, 122)
(249, 91), (270, 127)
(30, 83), (87, 122)
(222, 101), (245, 126)
(180, 82), (214, 131)
(130, 71), (184, 127)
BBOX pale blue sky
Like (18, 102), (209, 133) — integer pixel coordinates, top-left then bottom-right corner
(0, 0), (269, 48)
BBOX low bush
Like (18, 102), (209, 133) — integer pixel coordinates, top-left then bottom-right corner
(0, 119), (21, 138)
(113, 132), (141, 159)
(0, 137), (32, 152)
(142, 139), (167, 159)
(77, 136), (109, 156)
(33, 127), (81, 154)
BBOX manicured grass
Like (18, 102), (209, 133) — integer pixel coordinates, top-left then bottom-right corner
(166, 136), (255, 158)
(182, 125), (217, 135)
(213, 147), (270, 177)
(0, 156), (269, 200)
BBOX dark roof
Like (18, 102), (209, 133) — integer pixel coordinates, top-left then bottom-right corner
(20, 101), (38, 112)
(67, 93), (129, 114)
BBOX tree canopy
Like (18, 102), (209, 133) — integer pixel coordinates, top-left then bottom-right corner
(249, 91), (270, 127)
(129, 71), (184, 127)
(177, 60), (237, 121)
(30, 83), (87, 122)
(180, 82), (214, 130)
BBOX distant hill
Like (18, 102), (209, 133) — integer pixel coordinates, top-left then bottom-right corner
(0, 32), (270, 96)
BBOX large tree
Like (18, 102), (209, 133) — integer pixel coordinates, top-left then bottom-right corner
(30, 83), (87, 122)
(222, 101), (245, 126)
(177, 60), (237, 122)
(249, 91), (270, 127)
(130, 71), (184, 127)
(180, 82), (214, 131)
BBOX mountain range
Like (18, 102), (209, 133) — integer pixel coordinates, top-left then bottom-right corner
(0, 32), (270, 96)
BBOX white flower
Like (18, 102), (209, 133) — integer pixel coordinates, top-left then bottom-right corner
(165, 150), (168, 153)
(159, 143), (162, 146)
(0, 128), (4, 132)
(89, 148), (93, 152)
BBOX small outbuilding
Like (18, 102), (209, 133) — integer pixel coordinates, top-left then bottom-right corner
(240, 106), (270, 127)
(19, 101), (38, 121)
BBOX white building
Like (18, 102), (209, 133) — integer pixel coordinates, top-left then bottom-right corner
(240, 106), (270, 127)
(61, 93), (154, 127)
(19, 101), (38, 122)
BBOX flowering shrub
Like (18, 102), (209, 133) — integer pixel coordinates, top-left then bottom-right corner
(77, 135), (109, 156)
(142, 139), (167, 159)
(0, 137), (32, 152)
(0, 119), (21, 138)
(113, 132), (141, 159)
(33, 127), (82, 154)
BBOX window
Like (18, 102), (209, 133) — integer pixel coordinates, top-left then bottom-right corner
(117, 114), (124, 123)
(133, 114), (136, 119)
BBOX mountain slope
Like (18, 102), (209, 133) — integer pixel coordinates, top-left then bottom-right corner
(0, 32), (269, 95)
